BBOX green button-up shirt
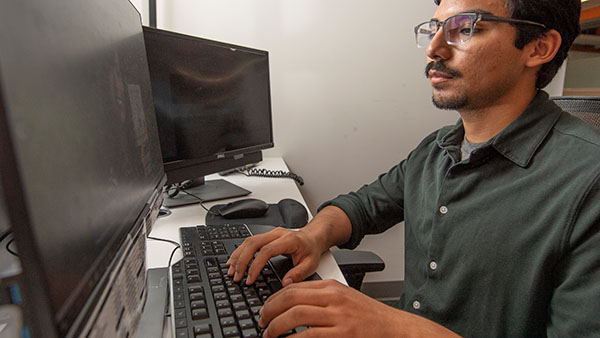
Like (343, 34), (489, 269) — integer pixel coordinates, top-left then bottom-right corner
(322, 91), (600, 337)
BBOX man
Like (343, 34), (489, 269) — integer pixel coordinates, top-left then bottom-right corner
(228, 0), (600, 336)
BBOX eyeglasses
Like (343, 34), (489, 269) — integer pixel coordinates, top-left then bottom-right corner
(414, 12), (546, 48)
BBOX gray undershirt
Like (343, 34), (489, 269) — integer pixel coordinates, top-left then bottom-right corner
(461, 137), (488, 161)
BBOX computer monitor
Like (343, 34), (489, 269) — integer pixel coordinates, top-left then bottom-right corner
(0, 0), (165, 337)
(143, 27), (275, 207)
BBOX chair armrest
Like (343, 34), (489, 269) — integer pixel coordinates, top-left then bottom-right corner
(332, 250), (385, 273)
(332, 250), (385, 290)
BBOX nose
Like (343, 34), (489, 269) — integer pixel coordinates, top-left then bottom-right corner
(426, 27), (451, 61)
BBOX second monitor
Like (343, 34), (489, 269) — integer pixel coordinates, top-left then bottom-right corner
(143, 27), (274, 207)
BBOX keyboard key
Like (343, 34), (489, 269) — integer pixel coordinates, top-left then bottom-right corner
(239, 318), (254, 329)
(233, 301), (248, 311)
(218, 308), (233, 318)
(214, 292), (228, 301)
(193, 324), (212, 335)
(223, 326), (240, 337)
(242, 328), (259, 338)
(188, 286), (203, 294)
(174, 308), (186, 319)
(250, 306), (261, 315)
(189, 292), (205, 301)
(205, 257), (217, 267)
(175, 317), (187, 328)
(175, 328), (189, 338)
(236, 309), (251, 319)
(230, 294), (244, 302)
(220, 316), (236, 327)
(187, 275), (202, 283)
(192, 308), (208, 320)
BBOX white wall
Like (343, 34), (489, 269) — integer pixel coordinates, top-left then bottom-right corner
(129, 0), (149, 25)
(134, 0), (461, 283)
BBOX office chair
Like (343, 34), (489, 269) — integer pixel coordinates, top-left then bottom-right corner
(550, 96), (600, 129)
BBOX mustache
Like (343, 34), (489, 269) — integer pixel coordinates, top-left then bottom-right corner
(425, 61), (462, 78)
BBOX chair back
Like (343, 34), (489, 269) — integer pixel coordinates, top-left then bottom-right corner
(550, 96), (600, 129)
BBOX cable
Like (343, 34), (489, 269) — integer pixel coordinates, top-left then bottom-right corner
(238, 168), (304, 186)
(179, 189), (219, 216)
(1, 230), (17, 256)
(166, 245), (179, 272)
(164, 183), (220, 216)
(147, 235), (180, 318)
(0, 229), (12, 243)
(147, 236), (180, 247)
(147, 236), (181, 273)
(6, 238), (18, 257)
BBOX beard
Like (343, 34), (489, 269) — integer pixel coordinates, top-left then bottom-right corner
(426, 61), (468, 110)
(431, 87), (469, 110)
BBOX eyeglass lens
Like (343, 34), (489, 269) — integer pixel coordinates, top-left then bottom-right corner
(445, 15), (473, 45)
(416, 15), (474, 48)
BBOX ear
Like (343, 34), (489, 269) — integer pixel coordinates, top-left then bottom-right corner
(524, 29), (562, 68)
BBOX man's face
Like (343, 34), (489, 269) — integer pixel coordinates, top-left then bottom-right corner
(425, 0), (528, 111)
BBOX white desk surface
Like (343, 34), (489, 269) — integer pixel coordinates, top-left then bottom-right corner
(146, 156), (346, 284)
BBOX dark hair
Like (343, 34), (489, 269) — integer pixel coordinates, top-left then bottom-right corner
(434, 0), (581, 88)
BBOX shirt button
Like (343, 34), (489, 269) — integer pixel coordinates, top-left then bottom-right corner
(412, 300), (421, 310)
(429, 261), (438, 271)
(439, 206), (448, 214)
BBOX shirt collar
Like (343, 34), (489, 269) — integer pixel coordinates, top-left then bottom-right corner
(437, 91), (563, 167)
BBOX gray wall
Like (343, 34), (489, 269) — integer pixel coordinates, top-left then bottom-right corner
(132, 0), (565, 283)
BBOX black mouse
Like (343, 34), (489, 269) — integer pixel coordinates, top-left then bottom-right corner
(217, 198), (269, 219)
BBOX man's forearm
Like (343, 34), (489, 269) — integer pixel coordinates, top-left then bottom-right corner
(300, 205), (353, 254)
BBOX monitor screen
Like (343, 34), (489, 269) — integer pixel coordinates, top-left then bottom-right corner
(0, 0), (165, 336)
(143, 27), (274, 191)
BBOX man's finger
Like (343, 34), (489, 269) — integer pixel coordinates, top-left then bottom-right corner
(261, 305), (333, 338)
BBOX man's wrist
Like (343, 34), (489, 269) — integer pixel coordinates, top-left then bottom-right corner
(301, 205), (353, 254)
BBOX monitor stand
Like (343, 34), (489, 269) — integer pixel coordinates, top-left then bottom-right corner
(162, 178), (251, 208)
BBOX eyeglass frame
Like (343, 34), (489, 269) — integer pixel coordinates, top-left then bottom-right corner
(414, 12), (547, 48)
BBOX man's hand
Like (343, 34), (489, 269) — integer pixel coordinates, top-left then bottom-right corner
(226, 227), (324, 286)
(258, 280), (462, 338)
(227, 205), (354, 286)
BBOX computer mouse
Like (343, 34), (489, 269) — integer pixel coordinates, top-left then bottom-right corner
(217, 198), (269, 219)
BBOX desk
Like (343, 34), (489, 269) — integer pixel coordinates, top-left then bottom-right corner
(146, 156), (346, 286)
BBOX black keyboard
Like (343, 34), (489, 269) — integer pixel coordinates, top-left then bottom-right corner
(170, 224), (304, 338)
